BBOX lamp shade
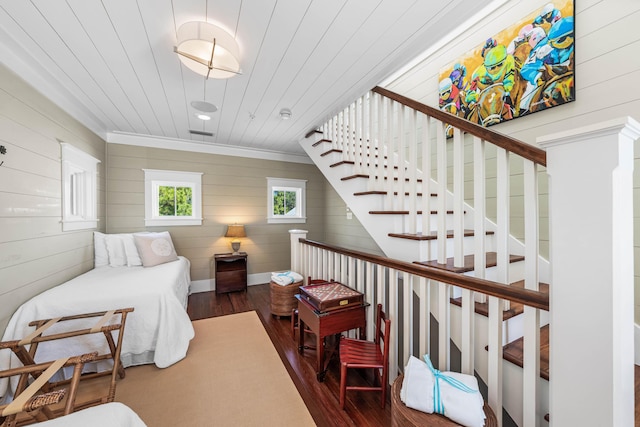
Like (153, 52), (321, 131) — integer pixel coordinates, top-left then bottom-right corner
(175, 21), (240, 79)
(225, 224), (246, 238)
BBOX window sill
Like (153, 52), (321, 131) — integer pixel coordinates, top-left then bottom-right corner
(267, 217), (306, 224)
(62, 218), (99, 231)
(144, 218), (203, 227)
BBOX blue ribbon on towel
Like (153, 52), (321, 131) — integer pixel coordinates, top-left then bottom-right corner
(276, 271), (295, 284)
(423, 354), (477, 415)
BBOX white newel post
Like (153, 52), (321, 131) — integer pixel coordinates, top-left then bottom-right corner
(539, 117), (640, 427)
(289, 229), (308, 277)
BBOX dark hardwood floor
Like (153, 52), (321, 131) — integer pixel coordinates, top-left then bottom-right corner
(187, 284), (391, 427)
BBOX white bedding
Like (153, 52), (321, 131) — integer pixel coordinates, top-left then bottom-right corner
(0, 256), (194, 399)
(35, 402), (147, 427)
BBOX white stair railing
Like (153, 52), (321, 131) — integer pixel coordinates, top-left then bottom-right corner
(300, 86), (637, 426)
(290, 233), (550, 427)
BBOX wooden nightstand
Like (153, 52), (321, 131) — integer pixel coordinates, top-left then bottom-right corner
(213, 253), (247, 294)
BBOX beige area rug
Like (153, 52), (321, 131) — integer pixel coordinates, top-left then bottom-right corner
(114, 311), (316, 427)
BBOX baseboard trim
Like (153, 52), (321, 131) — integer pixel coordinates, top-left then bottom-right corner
(190, 272), (272, 294)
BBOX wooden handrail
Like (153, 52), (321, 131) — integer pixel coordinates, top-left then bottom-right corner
(300, 238), (549, 311)
(372, 86), (547, 167)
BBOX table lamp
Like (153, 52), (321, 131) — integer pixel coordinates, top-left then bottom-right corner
(225, 224), (246, 254)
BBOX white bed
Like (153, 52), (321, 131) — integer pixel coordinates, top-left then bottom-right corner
(35, 402), (147, 427)
(0, 239), (195, 399)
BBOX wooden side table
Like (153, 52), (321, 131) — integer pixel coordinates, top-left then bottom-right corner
(295, 294), (368, 381)
(213, 253), (247, 294)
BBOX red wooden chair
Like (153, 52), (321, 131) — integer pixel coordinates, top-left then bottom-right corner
(339, 303), (391, 409)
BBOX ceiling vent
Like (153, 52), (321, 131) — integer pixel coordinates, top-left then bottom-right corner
(189, 130), (214, 137)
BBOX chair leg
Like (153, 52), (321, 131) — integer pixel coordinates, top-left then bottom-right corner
(381, 369), (388, 409)
(290, 309), (297, 340)
(339, 362), (348, 409)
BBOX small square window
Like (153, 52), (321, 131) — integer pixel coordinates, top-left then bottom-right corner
(267, 177), (306, 224)
(144, 169), (202, 226)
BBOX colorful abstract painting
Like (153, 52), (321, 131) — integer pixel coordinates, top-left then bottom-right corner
(438, 1), (574, 128)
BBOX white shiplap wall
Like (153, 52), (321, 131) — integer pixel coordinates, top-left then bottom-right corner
(0, 64), (106, 333)
(374, 2), (638, 422)
(385, 0), (640, 322)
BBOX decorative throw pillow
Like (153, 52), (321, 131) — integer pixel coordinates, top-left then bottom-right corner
(94, 231), (109, 267)
(133, 231), (178, 267)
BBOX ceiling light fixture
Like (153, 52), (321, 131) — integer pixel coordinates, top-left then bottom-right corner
(190, 100), (218, 112)
(196, 114), (211, 120)
(174, 21), (241, 79)
(279, 108), (292, 120)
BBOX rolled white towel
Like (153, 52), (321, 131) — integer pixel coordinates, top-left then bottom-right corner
(400, 355), (486, 427)
(270, 271), (303, 286)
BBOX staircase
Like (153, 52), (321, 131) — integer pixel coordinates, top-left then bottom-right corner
(295, 88), (638, 426)
(300, 86), (550, 425)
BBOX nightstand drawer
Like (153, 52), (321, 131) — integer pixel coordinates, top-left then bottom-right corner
(213, 253), (247, 294)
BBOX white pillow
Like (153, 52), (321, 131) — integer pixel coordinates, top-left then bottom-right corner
(94, 231), (109, 267)
(121, 234), (142, 267)
(105, 234), (128, 267)
(133, 231), (178, 267)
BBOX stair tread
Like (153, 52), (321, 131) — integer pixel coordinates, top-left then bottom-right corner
(320, 149), (342, 157)
(450, 280), (549, 320)
(415, 252), (525, 273)
(354, 191), (438, 197)
(341, 174), (422, 182)
(500, 324), (550, 381)
(312, 138), (332, 147)
(370, 210), (456, 215)
(389, 229), (495, 241)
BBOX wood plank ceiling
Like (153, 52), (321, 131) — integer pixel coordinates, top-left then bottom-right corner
(0, 0), (487, 158)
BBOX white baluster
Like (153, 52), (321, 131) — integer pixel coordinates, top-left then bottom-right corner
(473, 137), (487, 303)
(384, 100), (394, 211)
(496, 147), (510, 311)
(402, 271), (412, 365)
(437, 281), (450, 371)
(407, 109), (417, 235)
(436, 121), (447, 264)
(522, 160), (540, 427)
(421, 114), (432, 240)
(397, 105), (406, 213)
(418, 276), (430, 357)
(452, 127), (464, 268)
(388, 268), (399, 382)
(488, 294), (504, 427)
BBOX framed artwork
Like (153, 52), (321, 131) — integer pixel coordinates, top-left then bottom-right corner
(438, 0), (574, 128)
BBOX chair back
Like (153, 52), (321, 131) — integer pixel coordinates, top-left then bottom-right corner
(375, 303), (391, 368)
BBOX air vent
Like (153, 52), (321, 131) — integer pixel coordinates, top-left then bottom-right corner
(189, 130), (214, 137)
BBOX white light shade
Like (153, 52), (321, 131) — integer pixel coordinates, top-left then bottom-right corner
(175, 21), (240, 79)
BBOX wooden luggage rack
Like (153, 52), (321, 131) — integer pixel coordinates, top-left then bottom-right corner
(0, 308), (134, 415)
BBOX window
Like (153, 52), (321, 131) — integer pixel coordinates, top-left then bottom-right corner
(143, 169), (202, 226)
(267, 177), (306, 224)
(61, 143), (100, 231)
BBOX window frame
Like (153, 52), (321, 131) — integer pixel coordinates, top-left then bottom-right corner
(266, 177), (306, 224)
(143, 169), (203, 226)
(60, 143), (100, 231)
